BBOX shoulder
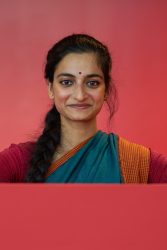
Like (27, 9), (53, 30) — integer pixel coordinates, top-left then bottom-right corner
(0, 142), (35, 182)
(115, 135), (150, 183)
(1, 141), (35, 159)
(114, 134), (167, 183)
(113, 134), (150, 160)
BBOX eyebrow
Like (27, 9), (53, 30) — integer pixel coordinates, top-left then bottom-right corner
(56, 73), (104, 79)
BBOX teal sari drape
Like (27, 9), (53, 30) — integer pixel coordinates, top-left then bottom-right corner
(45, 131), (121, 183)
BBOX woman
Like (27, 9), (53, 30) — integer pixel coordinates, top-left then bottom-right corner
(0, 34), (167, 183)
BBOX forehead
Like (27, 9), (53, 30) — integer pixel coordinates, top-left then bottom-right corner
(54, 52), (103, 75)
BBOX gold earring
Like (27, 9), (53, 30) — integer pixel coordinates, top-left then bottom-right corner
(49, 93), (54, 99)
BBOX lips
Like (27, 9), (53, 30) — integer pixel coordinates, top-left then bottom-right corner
(67, 104), (92, 109)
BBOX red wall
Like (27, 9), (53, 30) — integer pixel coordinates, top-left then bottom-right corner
(0, 0), (167, 154)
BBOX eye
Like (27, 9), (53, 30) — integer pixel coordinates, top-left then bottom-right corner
(87, 80), (100, 88)
(60, 80), (73, 86)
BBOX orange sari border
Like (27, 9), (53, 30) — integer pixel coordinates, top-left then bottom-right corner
(118, 136), (150, 183)
(45, 137), (92, 178)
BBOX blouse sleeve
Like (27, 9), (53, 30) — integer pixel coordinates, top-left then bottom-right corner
(0, 142), (34, 183)
(148, 149), (167, 183)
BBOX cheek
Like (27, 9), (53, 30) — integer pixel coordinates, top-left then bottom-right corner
(53, 88), (70, 109)
(91, 90), (105, 103)
(55, 92), (68, 101)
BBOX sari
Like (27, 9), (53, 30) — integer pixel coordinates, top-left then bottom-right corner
(46, 131), (121, 183)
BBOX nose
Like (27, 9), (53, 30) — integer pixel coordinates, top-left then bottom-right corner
(73, 84), (88, 101)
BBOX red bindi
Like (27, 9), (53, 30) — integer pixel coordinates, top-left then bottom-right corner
(79, 72), (82, 74)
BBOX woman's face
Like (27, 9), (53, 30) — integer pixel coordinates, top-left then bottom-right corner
(48, 52), (106, 124)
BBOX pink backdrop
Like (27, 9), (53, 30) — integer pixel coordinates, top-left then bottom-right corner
(0, 0), (167, 154)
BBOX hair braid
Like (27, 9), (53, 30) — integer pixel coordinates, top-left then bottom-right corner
(25, 106), (60, 182)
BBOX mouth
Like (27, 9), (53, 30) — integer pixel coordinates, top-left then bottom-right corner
(67, 104), (92, 109)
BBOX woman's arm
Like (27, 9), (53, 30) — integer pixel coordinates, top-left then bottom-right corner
(148, 150), (167, 183)
(0, 142), (34, 182)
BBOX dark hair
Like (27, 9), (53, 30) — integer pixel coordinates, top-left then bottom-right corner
(25, 33), (117, 182)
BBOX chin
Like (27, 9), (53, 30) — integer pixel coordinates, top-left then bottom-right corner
(68, 114), (97, 122)
(61, 110), (99, 122)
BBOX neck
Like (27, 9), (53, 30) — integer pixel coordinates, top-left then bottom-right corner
(60, 118), (98, 151)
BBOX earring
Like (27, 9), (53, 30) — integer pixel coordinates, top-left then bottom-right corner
(49, 93), (54, 100)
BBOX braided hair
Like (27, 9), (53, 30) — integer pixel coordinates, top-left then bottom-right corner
(25, 33), (117, 182)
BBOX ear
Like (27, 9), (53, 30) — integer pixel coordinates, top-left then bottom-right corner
(48, 81), (54, 99)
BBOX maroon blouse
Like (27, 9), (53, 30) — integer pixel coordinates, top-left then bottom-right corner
(0, 142), (34, 182)
(148, 150), (167, 183)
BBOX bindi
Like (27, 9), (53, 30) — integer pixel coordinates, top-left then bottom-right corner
(78, 72), (82, 75)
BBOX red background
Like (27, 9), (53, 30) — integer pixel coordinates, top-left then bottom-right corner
(0, 0), (167, 154)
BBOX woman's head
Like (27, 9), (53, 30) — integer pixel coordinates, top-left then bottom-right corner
(45, 34), (117, 119)
(47, 52), (106, 124)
